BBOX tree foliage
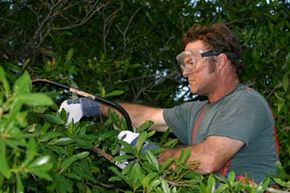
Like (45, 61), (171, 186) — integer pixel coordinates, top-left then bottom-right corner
(0, 0), (289, 192)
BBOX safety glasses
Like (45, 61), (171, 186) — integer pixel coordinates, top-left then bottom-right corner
(176, 49), (221, 73)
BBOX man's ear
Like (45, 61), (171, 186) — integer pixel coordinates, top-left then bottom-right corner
(216, 53), (228, 68)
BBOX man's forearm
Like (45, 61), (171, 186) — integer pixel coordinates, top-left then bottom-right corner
(158, 145), (217, 174)
(100, 102), (168, 132)
(158, 136), (244, 174)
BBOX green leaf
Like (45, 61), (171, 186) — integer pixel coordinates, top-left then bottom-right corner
(21, 138), (37, 167)
(112, 154), (135, 162)
(148, 178), (161, 192)
(127, 162), (143, 189)
(227, 171), (236, 185)
(282, 74), (289, 92)
(41, 132), (63, 142)
(141, 172), (158, 189)
(19, 93), (53, 106)
(105, 90), (124, 98)
(59, 151), (90, 173)
(109, 166), (129, 184)
(136, 132), (147, 155)
(0, 140), (11, 178)
(6, 98), (23, 127)
(48, 145), (68, 156)
(273, 178), (290, 187)
(50, 137), (74, 146)
(63, 172), (82, 181)
(285, 52), (290, 65)
(98, 81), (106, 97)
(260, 177), (270, 190)
(214, 183), (227, 193)
(161, 178), (170, 193)
(0, 66), (10, 98)
(16, 111), (28, 127)
(64, 48), (74, 66)
(137, 120), (154, 132)
(160, 157), (174, 171)
(43, 113), (65, 125)
(29, 155), (51, 168)
(7, 124), (25, 139)
(108, 176), (122, 182)
(206, 175), (216, 193)
(176, 148), (191, 165)
(145, 151), (159, 172)
(162, 139), (178, 148)
(16, 173), (24, 193)
(13, 71), (31, 95)
(55, 174), (73, 193)
(30, 166), (53, 181)
(119, 140), (135, 155)
(28, 156), (53, 180)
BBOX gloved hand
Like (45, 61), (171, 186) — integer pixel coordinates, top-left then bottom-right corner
(59, 97), (101, 124)
(118, 130), (159, 154)
(116, 130), (160, 169)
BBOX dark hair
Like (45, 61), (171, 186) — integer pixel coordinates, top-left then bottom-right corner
(183, 23), (243, 75)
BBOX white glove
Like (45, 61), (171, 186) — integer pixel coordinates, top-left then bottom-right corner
(59, 97), (100, 124)
(116, 130), (159, 169)
(118, 130), (140, 145)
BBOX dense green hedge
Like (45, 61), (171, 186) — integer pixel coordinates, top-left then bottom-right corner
(0, 67), (289, 192)
(0, 0), (289, 192)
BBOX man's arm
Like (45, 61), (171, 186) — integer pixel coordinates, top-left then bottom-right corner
(158, 136), (244, 174)
(100, 102), (169, 132)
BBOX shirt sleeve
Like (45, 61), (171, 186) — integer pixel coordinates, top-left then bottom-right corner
(207, 91), (274, 145)
(163, 101), (204, 144)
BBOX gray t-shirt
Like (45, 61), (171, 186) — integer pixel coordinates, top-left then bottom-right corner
(163, 84), (279, 182)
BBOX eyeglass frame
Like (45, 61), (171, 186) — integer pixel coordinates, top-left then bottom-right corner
(176, 49), (221, 73)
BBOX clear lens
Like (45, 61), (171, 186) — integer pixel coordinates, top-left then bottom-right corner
(176, 50), (196, 72)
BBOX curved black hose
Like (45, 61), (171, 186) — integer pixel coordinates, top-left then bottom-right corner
(32, 79), (134, 131)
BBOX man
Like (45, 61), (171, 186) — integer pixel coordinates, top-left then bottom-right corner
(60, 23), (279, 183)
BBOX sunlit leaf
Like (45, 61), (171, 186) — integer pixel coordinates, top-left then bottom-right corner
(136, 132), (147, 155)
(19, 93), (53, 106)
(207, 175), (216, 193)
(161, 178), (170, 193)
(29, 155), (50, 168)
(141, 172), (158, 189)
(112, 154), (135, 162)
(13, 71), (31, 95)
(105, 90), (124, 98)
(28, 156), (53, 180)
(0, 140), (11, 178)
(145, 151), (159, 172)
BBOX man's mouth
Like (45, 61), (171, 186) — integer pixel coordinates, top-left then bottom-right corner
(188, 80), (195, 84)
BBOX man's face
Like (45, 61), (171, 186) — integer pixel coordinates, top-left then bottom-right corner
(179, 40), (218, 95)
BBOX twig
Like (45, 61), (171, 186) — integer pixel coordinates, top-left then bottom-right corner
(265, 187), (290, 193)
(53, 2), (107, 30)
(91, 146), (113, 161)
